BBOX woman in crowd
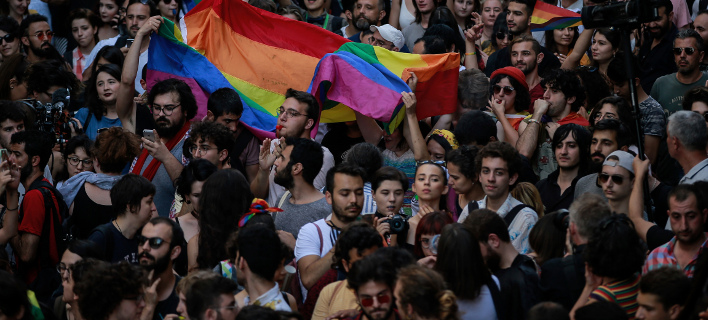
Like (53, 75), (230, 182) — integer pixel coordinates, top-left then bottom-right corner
(478, 0), (504, 55)
(510, 182), (545, 217)
(544, 27), (590, 66)
(0, 17), (20, 65)
(447, 146), (484, 219)
(0, 53), (27, 100)
(82, 45), (124, 83)
(449, 0), (479, 35)
(74, 64), (123, 139)
(3, 0), (32, 24)
(389, 0), (417, 31)
(563, 27), (619, 76)
(96, 0), (124, 40)
(174, 159), (218, 244)
(412, 162), (449, 213)
(395, 265), (459, 320)
(489, 12), (511, 55)
(277, 5), (304, 21)
(488, 66), (531, 146)
(682, 86), (708, 129)
(435, 224), (499, 319)
(59, 127), (141, 239)
(528, 211), (567, 267)
(188, 169), (254, 272)
(571, 214), (645, 319)
(66, 9), (99, 82)
(411, 210), (454, 259)
(372, 166), (410, 248)
(589, 96), (634, 130)
(54, 135), (95, 189)
(56, 241), (103, 320)
(158, 0), (181, 25)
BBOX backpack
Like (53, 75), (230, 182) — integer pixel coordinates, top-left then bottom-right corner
(467, 200), (533, 226)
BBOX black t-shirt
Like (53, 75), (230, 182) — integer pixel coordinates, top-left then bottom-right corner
(154, 275), (182, 320)
(87, 222), (139, 264)
(321, 130), (365, 165)
(540, 245), (586, 311)
(493, 254), (541, 320)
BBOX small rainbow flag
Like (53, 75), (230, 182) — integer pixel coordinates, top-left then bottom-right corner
(530, 1), (582, 32)
(310, 42), (460, 131)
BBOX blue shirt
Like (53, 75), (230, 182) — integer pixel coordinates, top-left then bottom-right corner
(75, 107), (122, 140)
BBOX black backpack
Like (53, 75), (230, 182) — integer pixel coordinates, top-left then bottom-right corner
(467, 200), (533, 226)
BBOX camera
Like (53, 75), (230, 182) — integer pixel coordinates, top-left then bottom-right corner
(21, 88), (79, 145)
(581, 0), (661, 29)
(553, 209), (570, 230)
(386, 214), (410, 234)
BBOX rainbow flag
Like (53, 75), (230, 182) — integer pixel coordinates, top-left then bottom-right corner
(530, 1), (582, 32)
(310, 42), (460, 131)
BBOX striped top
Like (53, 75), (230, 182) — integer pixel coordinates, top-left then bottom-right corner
(590, 274), (640, 320)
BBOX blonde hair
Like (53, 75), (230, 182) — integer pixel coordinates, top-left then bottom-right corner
(397, 265), (460, 320)
(176, 270), (220, 294)
(511, 182), (545, 217)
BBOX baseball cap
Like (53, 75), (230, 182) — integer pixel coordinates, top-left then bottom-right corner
(603, 150), (634, 174)
(370, 24), (405, 50)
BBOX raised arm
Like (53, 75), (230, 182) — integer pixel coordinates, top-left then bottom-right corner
(516, 99), (549, 158)
(401, 73), (429, 161)
(464, 25), (484, 70)
(629, 156), (654, 243)
(0, 161), (20, 245)
(355, 111), (384, 145)
(561, 28), (594, 70)
(488, 99), (519, 146)
(389, 0), (402, 29)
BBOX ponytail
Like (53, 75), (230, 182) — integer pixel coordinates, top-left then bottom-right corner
(438, 289), (459, 320)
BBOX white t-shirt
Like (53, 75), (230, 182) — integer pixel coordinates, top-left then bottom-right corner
(294, 217), (336, 301)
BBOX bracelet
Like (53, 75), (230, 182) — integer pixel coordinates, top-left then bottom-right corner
(465, 52), (476, 55)
(5, 206), (17, 211)
(528, 119), (541, 125)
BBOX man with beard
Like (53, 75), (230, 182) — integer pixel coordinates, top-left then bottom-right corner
(82, 0), (159, 93)
(131, 78), (197, 217)
(8, 130), (66, 303)
(535, 124), (591, 212)
(484, 0), (560, 78)
(186, 277), (239, 320)
(639, 0), (678, 93)
(272, 138), (330, 250)
(138, 217), (184, 320)
(304, 0), (345, 32)
(347, 0), (387, 43)
(643, 184), (708, 278)
(651, 29), (708, 114)
(574, 119), (632, 200)
(188, 121), (235, 170)
(250, 88), (334, 210)
(463, 208), (541, 320)
(510, 36), (544, 109)
(295, 164), (365, 296)
(19, 14), (54, 63)
(517, 68), (589, 180)
(344, 252), (401, 320)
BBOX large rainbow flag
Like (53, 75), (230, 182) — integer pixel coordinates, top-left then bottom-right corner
(148, 0), (459, 138)
(530, 1), (582, 32)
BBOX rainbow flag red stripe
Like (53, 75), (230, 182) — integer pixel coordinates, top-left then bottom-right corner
(530, 1), (582, 31)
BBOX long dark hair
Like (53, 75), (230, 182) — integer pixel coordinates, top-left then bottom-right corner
(490, 74), (530, 113)
(434, 224), (491, 300)
(84, 63), (122, 120)
(544, 26), (580, 55)
(491, 11), (509, 51)
(197, 170), (254, 270)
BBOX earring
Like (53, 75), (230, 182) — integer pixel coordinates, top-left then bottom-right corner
(10, 86), (13, 89)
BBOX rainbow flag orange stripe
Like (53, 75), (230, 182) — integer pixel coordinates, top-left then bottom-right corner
(530, 1), (582, 31)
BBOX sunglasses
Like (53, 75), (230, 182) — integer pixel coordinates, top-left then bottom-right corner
(496, 31), (513, 41)
(694, 110), (708, 122)
(598, 173), (626, 185)
(673, 47), (696, 55)
(0, 33), (15, 44)
(136, 235), (170, 249)
(32, 31), (54, 42)
(493, 85), (515, 95)
(360, 293), (391, 307)
(416, 160), (446, 168)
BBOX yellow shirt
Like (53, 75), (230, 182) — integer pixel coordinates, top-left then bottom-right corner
(312, 280), (359, 320)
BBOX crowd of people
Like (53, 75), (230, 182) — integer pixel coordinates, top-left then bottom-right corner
(1, 0), (708, 318)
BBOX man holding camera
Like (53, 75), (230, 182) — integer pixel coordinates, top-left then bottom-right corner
(272, 138), (331, 249)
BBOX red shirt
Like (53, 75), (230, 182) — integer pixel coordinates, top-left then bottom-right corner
(17, 178), (62, 284)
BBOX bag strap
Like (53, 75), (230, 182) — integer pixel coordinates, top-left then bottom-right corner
(503, 204), (532, 226)
(486, 276), (508, 320)
(314, 222), (323, 256)
(84, 110), (93, 132)
(467, 199), (480, 212)
(277, 191), (291, 209)
(25, 179), (62, 270)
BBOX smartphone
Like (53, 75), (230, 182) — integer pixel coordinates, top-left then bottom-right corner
(126, 39), (134, 48)
(143, 129), (155, 142)
(0, 149), (8, 163)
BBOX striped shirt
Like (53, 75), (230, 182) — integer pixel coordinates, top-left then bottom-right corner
(642, 234), (708, 278)
(590, 274), (640, 320)
(361, 182), (377, 215)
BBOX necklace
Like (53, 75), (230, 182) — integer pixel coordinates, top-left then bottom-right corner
(113, 219), (123, 235)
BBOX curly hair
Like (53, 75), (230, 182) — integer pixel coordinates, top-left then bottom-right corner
(190, 121), (236, 164)
(475, 141), (523, 179)
(344, 142), (383, 182)
(576, 65), (612, 111)
(148, 78), (198, 121)
(197, 169), (254, 270)
(683, 86), (708, 111)
(75, 261), (147, 320)
(175, 159), (218, 200)
(396, 265), (459, 320)
(332, 222), (383, 270)
(446, 145), (479, 180)
(92, 127), (141, 173)
(540, 68), (586, 112)
(584, 214), (645, 280)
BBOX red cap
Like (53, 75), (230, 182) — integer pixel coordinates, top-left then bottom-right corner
(490, 66), (529, 91)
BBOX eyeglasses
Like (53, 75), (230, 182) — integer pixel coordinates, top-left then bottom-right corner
(67, 156), (94, 167)
(189, 144), (214, 156)
(136, 235), (170, 249)
(673, 47), (696, 55)
(416, 160), (446, 168)
(0, 33), (15, 44)
(125, 294), (145, 302)
(496, 31), (513, 41)
(56, 262), (70, 275)
(593, 112), (617, 121)
(694, 110), (708, 122)
(277, 106), (307, 119)
(598, 173), (626, 185)
(359, 293), (391, 307)
(493, 85), (515, 95)
(212, 301), (239, 310)
(32, 31), (54, 41)
(151, 104), (180, 116)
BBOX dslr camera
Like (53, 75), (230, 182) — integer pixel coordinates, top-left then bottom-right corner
(386, 214), (410, 234)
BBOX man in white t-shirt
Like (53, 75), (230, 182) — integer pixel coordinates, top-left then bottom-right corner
(294, 164), (365, 299)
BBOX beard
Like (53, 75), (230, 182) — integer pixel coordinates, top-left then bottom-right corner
(362, 305), (394, 320)
(20, 161), (34, 181)
(273, 162), (294, 189)
(333, 201), (361, 224)
(139, 251), (171, 274)
(355, 14), (376, 31)
(29, 41), (52, 58)
(484, 246), (502, 271)
(155, 116), (185, 139)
